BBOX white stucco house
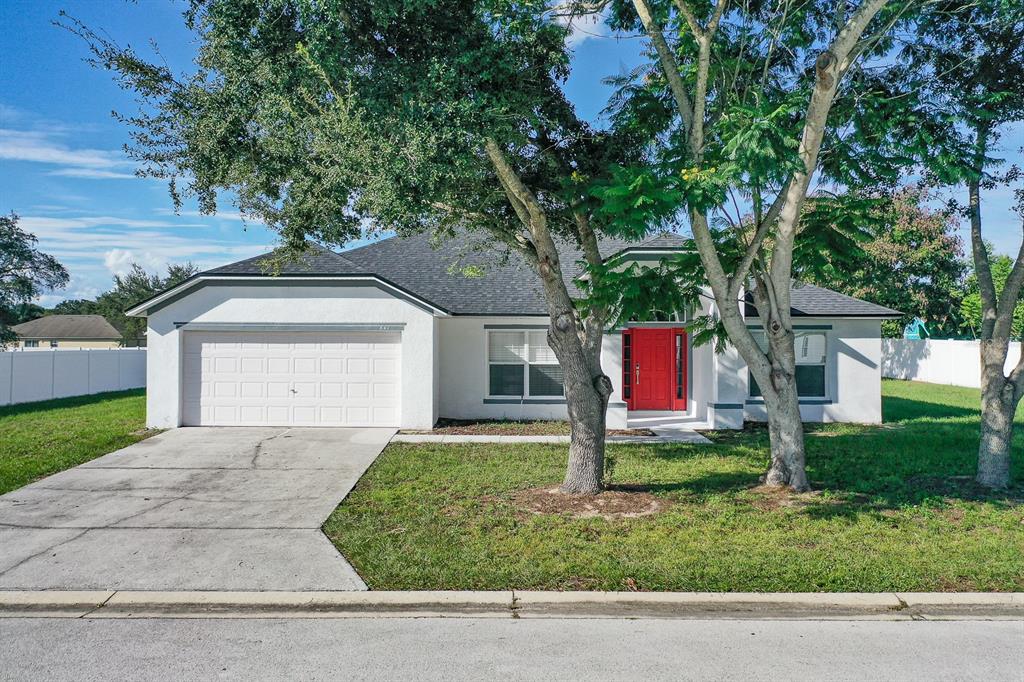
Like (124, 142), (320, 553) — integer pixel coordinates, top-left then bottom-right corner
(127, 232), (900, 431)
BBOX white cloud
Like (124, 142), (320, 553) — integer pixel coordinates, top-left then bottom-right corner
(48, 168), (137, 180)
(0, 127), (136, 181)
(104, 248), (168, 276)
(153, 207), (266, 224)
(0, 128), (123, 168)
(19, 215), (203, 237)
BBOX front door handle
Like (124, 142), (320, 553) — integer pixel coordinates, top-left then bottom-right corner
(635, 362), (640, 385)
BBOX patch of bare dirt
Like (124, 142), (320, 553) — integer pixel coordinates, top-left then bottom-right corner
(744, 485), (838, 511)
(935, 576), (980, 592)
(511, 485), (671, 519)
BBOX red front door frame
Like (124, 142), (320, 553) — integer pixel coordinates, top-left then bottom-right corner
(623, 327), (687, 411)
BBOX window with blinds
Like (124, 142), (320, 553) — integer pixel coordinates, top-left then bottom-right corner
(748, 330), (828, 398)
(487, 330), (564, 397)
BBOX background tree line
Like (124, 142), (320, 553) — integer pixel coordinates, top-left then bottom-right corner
(801, 186), (1023, 340)
(1, 213), (196, 347)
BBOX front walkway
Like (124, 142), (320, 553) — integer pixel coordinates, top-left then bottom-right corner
(0, 427), (393, 591)
(391, 431), (711, 444)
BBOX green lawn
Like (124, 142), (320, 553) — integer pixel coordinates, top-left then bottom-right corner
(325, 380), (1024, 592)
(0, 389), (152, 495)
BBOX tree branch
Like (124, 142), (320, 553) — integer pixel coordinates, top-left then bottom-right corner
(631, 0), (695, 134)
(993, 218), (1024, 340)
(485, 139), (546, 233)
(768, 0), (890, 317)
(728, 179), (792, 299)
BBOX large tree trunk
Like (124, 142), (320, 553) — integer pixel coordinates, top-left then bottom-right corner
(483, 140), (612, 495)
(966, 168), (1024, 489)
(553, 320), (612, 494)
(761, 328), (810, 490)
(977, 342), (1018, 489)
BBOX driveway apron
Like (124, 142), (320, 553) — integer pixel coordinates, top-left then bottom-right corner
(0, 427), (393, 591)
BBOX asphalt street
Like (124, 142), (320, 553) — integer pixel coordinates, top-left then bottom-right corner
(2, 616), (1021, 681)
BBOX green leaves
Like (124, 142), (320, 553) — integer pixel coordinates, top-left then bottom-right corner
(0, 214), (69, 348)
(578, 251), (703, 329)
(587, 165), (682, 239)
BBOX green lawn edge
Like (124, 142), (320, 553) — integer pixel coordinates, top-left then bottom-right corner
(325, 380), (1024, 592)
(0, 389), (153, 495)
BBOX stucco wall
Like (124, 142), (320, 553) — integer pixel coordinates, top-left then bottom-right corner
(144, 284), (437, 429)
(436, 317), (627, 427)
(741, 318), (883, 424)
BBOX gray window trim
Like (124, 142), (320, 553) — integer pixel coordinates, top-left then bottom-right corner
(483, 398), (568, 405)
(485, 329), (564, 399)
(175, 322), (406, 333)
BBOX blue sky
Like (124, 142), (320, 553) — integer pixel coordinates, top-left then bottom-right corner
(0, 1), (1020, 306)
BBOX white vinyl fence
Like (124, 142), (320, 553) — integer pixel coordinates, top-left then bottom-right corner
(882, 339), (1022, 389)
(0, 349), (146, 407)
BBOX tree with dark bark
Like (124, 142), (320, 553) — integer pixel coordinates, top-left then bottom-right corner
(604, 0), (913, 489)
(63, 0), (671, 494)
(0, 213), (69, 348)
(905, 0), (1024, 488)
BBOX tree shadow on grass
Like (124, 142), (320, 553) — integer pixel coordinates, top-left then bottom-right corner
(636, 471), (762, 497)
(0, 388), (144, 419)
(883, 395), (979, 422)
(617, 392), (1024, 518)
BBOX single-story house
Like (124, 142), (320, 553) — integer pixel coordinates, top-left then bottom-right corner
(127, 232), (900, 430)
(10, 315), (122, 350)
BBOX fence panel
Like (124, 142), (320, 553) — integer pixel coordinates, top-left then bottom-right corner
(882, 339), (1022, 388)
(0, 349), (146, 407)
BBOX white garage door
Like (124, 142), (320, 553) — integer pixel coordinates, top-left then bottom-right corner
(182, 331), (401, 426)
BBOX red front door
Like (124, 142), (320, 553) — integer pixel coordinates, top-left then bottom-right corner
(630, 328), (675, 410)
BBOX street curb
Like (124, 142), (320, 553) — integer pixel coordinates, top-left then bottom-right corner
(1, 591), (1021, 620)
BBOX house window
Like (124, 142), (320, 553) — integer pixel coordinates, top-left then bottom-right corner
(24, 340), (39, 348)
(748, 331), (827, 398)
(49, 340), (59, 348)
(487, 330), (564, 398)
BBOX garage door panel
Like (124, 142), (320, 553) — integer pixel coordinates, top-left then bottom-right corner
(182, 331), (401, 427)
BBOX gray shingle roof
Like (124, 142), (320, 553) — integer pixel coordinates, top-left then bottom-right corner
(12, 315), (122, 340)
(193, 232), (900, 318)
(744, 283), (901, 318)
(205, 243), (367, 276)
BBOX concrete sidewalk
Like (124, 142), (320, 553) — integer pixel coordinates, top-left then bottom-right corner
(1, 590), (1020, 620)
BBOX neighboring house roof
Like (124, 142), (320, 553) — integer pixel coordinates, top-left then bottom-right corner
(12, 315), (122, 340)
(128, 232), (901, 319)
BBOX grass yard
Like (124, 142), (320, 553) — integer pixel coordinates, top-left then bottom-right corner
(325, 380), (1024, 592)
(0, 389), (152, 495)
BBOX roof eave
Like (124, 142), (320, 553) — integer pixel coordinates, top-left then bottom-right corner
(125, 273), (451, 318)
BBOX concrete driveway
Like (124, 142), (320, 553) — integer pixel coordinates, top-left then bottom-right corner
(0, 427), (393, 591)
